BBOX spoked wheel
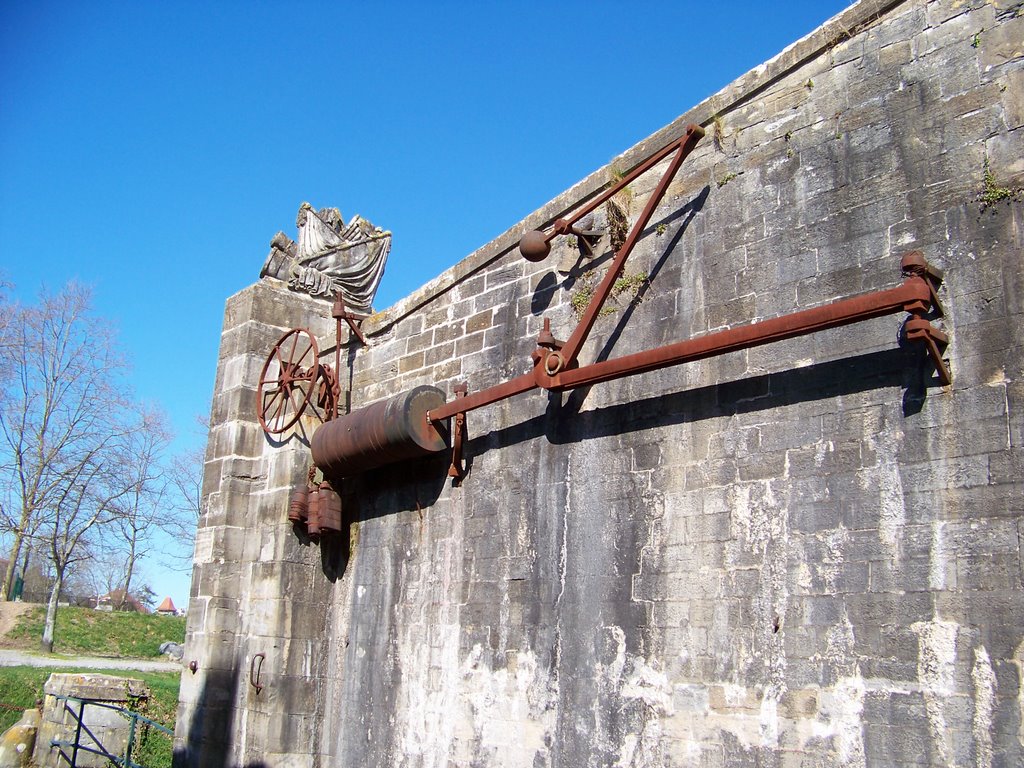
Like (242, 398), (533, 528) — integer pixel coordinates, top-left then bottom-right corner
(257, 328), (321, 434)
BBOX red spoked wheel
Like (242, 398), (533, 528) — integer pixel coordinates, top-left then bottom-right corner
(257, 328), (321, 434)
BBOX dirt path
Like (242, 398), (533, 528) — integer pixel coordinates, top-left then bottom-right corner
(0, 602), (33, 638)
(0, 649), (179, 672)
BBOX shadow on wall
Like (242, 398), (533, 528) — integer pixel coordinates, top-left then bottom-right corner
(342, 449), (451, 525)
(294, 185), (716, 539)
(315, 179), (945, 521)
(530, 185), (712, 317)
(470, 343), (938, 460)
(172, 665), (267, 768)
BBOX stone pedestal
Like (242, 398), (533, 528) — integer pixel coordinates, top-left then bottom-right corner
(34, 674), (148, 768)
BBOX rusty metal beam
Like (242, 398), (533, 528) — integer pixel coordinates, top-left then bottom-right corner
(540, 276), (933, 391)
(558, 124), (705, 370)
(328, 254), (948, 482)
(549, 125), (705, 249)
(427, 372), (537, 422)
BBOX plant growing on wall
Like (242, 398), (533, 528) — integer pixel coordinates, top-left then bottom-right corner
(606, 198), (630, 252)
(979, 156), (1022, 213)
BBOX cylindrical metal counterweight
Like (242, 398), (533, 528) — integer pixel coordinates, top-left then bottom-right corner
(287, 486), (309, 524)
(311, 385), (449, 477)
(318, 481), (343, 533)
(306, 489), (321, 538)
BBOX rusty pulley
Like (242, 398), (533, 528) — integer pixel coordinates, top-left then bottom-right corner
(256, 328), (339, 434)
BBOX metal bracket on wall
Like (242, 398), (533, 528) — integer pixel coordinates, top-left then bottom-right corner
(899, 251), (950, 385)
(250, 653), (265, 695)
(448, 383), (468, 484)
(333, 292), (368, 348)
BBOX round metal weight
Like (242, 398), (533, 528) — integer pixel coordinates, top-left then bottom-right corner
(318, 481), (343, 533)
(306, 489), (321, 538)
(518, 230), (551, 262)
(287, 486), (309, 524)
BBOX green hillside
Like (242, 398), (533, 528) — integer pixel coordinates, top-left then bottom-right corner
(4, 605), (186, 657)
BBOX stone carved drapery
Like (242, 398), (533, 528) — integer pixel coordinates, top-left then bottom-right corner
(260, 202), (391, 312)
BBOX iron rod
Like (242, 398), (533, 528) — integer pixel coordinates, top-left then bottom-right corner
(544, 125), (705, 244)
(73, 699), (84, 767)
(427, 372), (537, 422)
(547, 278), (930, 391)
(559, 126), (704, 366)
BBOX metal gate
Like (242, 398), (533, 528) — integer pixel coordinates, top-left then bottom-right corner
(48, 694), (173, 768)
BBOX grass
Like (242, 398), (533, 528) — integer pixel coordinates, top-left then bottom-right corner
(0, 606), (185, 766)
(570, 270), (649, 320)
(611, 271), (648, 300)
(5, 606), (186, 657)
(570, 278), (597, 319)
(716, 171), (739, 188)
(711, 113), (726, 151)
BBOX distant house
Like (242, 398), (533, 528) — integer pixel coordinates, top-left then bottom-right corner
(94, 589), (150, 613)
(156, 597), (177, 615)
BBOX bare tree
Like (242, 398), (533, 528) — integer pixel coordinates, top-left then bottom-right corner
(107, 406), (172, 610)
(161, 413), (208, 572)
(170, 444), (207, 523)
(134, 582), (157, 611)
(0, 283), (138, 651)
(0, 278), (14, 376)
(70, 543), (123, 606)
(37, 432), (133, 651)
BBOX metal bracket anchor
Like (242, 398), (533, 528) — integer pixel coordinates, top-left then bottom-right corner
(900, 251), (951, 385)
(448, 383), (468, 484)
(333, 292), (368, 347)
(250, 652), (265, 695)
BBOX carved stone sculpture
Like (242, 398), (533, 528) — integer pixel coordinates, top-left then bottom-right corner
(260, 202), (391, 312)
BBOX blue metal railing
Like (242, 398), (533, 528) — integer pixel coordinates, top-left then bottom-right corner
(48, 693), (173, 768)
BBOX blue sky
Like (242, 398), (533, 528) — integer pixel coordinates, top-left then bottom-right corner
(1, 1), (851, 608)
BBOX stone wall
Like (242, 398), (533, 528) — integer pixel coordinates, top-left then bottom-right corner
(176, 0), (1024, 765)
(174, 286), (338, 766)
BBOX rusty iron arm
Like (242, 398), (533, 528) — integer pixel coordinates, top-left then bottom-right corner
(540, 274), (937, 391)
(425, 258), (949, 427)
(428, 372), (537, 422)
(522, 124), (707, 259)
(425, 117), (950, 433)
(558, 124), (705, 370)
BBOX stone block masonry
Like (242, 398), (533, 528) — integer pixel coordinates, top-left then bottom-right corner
(176, 0), (1024, 766)
(37, 674), (150, 768)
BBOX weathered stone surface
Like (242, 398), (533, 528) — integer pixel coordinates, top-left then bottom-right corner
(176, 1), (1024, 766)
(0, 709), (38, 768)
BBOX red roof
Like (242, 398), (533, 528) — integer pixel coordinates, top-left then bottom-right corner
(156, 597), (176, 613)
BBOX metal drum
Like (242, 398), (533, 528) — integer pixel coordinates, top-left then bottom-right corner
(318, 481), (343, 533)
(311, 385), (449, 477)
(306, 488), (321, 537)
(287, 486), (309, 524)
